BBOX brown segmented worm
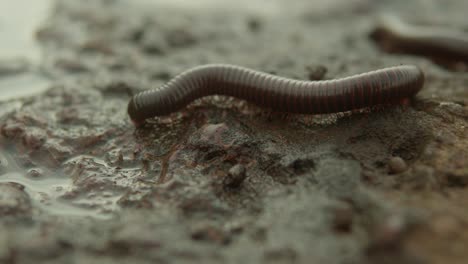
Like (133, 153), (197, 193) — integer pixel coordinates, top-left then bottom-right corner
(127, 64), (424, 125)
(370, 15), (468, 63)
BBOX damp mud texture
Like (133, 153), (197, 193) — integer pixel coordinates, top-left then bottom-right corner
(0, 0), (467, 263)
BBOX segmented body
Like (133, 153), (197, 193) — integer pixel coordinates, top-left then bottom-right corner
(128, 64), (424, 124)
(371, 15), (468, 62)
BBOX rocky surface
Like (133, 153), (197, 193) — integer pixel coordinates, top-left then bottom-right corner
(0, 0), (467, 263)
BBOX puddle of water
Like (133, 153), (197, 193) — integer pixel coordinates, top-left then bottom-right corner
(0, 73), (51, 101)
(0, 150), (115, 219)
(1, 172), (76, 215)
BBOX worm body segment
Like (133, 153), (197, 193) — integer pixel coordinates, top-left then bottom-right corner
(128, 64), (424, 124)
(371, 15), (468, 63)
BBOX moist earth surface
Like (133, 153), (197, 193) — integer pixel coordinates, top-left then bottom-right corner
(0, 0), (467, 263)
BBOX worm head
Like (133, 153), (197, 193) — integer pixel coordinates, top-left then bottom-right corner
(127, 98), (146, 127)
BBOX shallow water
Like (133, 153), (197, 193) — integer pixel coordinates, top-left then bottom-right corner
(0, 72), (50, 101)
(0, 150), (115, 219)
(0, 0), (123, 219)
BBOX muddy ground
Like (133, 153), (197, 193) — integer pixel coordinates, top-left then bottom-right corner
(0, 0), (467, 263)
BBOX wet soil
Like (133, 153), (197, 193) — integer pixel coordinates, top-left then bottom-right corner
(0, 0), (467, 263)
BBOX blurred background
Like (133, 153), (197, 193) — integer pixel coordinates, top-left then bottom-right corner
(0, 1), (467, 263)
(0, 0), (51, 100)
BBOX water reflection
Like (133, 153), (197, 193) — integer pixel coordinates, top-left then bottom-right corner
(0, 150), (114, 219)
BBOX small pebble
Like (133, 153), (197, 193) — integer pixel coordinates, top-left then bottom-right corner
(27, 168), (43, 178)
(223, 164), (247, 188)
(305, 65), (327, 80)
(388, 156), (407, 174)
(332, 206), (354, 233)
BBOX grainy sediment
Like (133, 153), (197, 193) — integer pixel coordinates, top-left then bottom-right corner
(0, 0), (466, 264)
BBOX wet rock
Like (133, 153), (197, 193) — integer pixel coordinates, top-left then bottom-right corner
(62, 155), (147, 213)
(105, 148), (125, 166)
(388, 157), (407, 174)
(0, 182), (32, 216)
(64, 156), (137, 191)
(223, 164), (247, 189)
(1, 121), (25, 138)
(42, 140), (74, 164)
(22, 128), (47, 150)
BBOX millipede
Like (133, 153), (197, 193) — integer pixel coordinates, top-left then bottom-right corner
(127, 64), (424, 125)
(370, 15), (468, 64)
